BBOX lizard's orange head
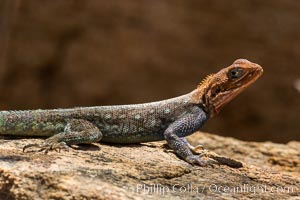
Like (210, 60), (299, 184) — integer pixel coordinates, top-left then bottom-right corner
(194, 59), (263, 117)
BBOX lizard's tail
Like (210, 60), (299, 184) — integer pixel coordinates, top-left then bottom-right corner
(0, 110), (61, 137)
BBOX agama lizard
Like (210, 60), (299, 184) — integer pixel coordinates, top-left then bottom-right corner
(0, 59), (263, 166)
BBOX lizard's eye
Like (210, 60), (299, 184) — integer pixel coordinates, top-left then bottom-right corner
(228, 68), (244, 79)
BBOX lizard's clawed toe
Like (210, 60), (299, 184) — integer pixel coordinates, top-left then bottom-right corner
(23, 141), (69, 154)
(51, 142), (70, 153)
(190, 144), (205, 154)
(23, 143), (41, 152)
(186, 155), (217, 167)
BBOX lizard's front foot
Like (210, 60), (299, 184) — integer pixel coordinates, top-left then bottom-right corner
(181, 138), (205, 154)
(23, 140), (70, 154)
(185, 155), (217, 167)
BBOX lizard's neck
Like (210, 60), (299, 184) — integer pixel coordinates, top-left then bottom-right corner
(189, 87), (211, 115)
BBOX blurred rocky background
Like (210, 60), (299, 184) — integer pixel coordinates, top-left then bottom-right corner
(0, 0), (299, 142)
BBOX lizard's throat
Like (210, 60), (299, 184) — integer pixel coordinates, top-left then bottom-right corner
(208, 88), (243, 117)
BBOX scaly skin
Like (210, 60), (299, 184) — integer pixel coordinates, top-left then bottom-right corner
(0, 59), (263, 166)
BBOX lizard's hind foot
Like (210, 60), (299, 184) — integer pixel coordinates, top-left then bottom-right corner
(23, 119), (103, 154)
(23, 141), (70, 154)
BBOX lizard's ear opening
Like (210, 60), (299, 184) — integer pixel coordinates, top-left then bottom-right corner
(211, 85), (221, 97)
(228, 68), (244, 79)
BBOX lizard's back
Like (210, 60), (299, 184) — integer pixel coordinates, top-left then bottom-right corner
(0, 92), (202, 143)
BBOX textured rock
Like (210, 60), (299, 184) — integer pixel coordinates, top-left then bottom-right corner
(0, 132), (299, 199)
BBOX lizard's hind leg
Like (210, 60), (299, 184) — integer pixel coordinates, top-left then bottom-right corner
(23, 119), (103, 153)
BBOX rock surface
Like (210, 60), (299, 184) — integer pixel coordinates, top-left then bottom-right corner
(0, 132), (299, 200)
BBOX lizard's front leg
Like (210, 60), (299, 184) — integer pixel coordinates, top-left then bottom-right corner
(163, 107), (213, 166)
(23, 119), (103, 153)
